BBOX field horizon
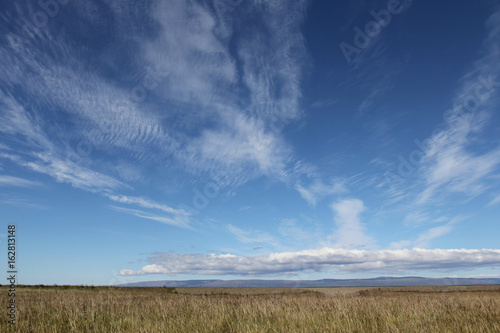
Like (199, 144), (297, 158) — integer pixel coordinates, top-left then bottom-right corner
(2, 284), (499, 332)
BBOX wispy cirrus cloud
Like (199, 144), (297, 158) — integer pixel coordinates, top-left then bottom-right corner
(120, 248), (500, 276)
(23, 153), (127, 193)
(0, 196), (48, 210)
(143, 0), (309, 184)
(227, 224), (277, 245)
(109, 206), (191, 229)
(0, 16), (177, 193)
(488, 194), (500, 206)
(106, 194), (189, 216)
(403, 211), (429, 226)
(295, 178), (347, 206)
(416, 8), (500, 204)
(389, 216), (463, 250)
(183, 112), (291, 186)
(278, 218), (319, 248)
(413, 218), (461, 248)
(105, 194), (192, 229)
(0, 175), (41, 187)
(0, 92), (53, 152)
(0, 0), (311, 196)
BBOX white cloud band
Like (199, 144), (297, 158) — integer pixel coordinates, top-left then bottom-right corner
(120, 248), (500, 276)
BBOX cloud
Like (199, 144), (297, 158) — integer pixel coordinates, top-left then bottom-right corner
(488, 194), (500, 206)
(227, 224), (277, 245)
(106, 194), (189, 216)
(296, 179), (347, 206)
(414, 221), (456, 248)
(0, 0), (311, 195)
(0, 90), (126, 193)
(0, 31), (177, 161)
(279, 160), (319, 186)
(0, 15), (177, 193)
(120, 248), (500, 276)
(143, 0), (309, 185)
(390, 217), (462, 249)
(403, 211), (429, 226)
(416, 8), (500, 204)
(357, 66), (399, 115)
(23, 153), (126, 193)
(109, 206), (191, 229)
(0, 175), (41, 187)
(417, 137), (500, 204)
(0, 196), (48, 210)
(143, 0), (237, 109)
(105, 194), (192, 229)
(239, 205), (252, 211)
(0, 92), (53, 152)
(183, 112), (290, 185)
(388, 240), (412, 250)
(278, 218), (319, 247)
(329, 199), (375, 249)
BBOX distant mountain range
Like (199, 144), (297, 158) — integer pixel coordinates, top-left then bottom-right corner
(118, 276), (500, 288)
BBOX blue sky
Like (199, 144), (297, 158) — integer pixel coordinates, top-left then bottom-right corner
(1, 0), (500, 285)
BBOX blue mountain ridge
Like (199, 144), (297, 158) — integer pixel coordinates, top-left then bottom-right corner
(117, 276), (500, 288)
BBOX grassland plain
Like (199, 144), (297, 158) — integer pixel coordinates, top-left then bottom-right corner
(0, 285), (499, 332)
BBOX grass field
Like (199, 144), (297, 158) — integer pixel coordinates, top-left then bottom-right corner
(1, 285), (499, 332)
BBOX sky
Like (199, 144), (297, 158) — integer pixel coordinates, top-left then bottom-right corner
(1, 0), (500, 286)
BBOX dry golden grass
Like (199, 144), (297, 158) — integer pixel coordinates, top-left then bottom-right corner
(1, 285), (499, 332)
